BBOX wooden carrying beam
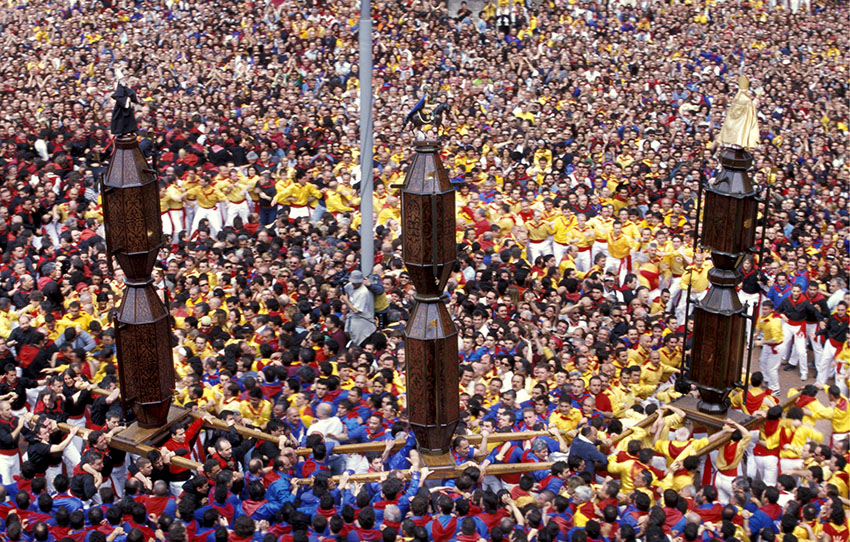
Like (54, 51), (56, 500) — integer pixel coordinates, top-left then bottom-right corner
(30, 414), (203, 471)
(693, 391), (802, 459)
(90, 386), (282, 445)
(294, 460), (558, 485)
(295, 428), (572, 457)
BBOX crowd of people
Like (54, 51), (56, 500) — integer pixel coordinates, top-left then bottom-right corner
(0, 0), (847, 540)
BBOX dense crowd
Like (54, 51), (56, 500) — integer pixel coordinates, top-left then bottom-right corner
(0, 0), (847, 541)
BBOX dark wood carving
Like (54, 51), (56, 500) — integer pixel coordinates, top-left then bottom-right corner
(102, 135), (174, 428)
(402, 141), (460, 455)
(690, 147), (759, 414)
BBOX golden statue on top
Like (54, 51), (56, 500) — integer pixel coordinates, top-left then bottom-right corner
(717, 75), (760, 151)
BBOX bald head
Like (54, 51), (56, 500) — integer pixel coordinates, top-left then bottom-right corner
(316, 403), (333, 419)
(153, 480), (169, 496)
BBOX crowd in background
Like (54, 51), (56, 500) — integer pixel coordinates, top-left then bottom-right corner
(0, 0), (847, 541)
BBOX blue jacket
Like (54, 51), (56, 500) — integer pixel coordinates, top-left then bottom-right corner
(568, 435), (609, 477)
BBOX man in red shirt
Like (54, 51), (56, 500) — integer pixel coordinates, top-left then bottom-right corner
(163, 411), (214, 496)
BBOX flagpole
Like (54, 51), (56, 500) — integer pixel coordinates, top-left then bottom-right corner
(359, 0), (374, 277)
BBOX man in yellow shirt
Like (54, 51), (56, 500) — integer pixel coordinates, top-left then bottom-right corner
(567, 213), (595, 273)
(664, 234), (694, 313)
(676, 252), (711, 322)
(778, 406), (823, 474)
(714, 418), (752, 503)
(324, 180), (357, 217)
(186, 176), (227, 235)
(755, 300), (784, 395)
(548, 396), (581, 433)
(220, 168), (252, 227)
(606, 221), (638, 282)
(525, 209), (555, 265)
(239, 388), (272, 428)
(589, 204), (615, 263)
(551, 205), (576, 266)
(277, 175), (323, 220)
(806, 385), (850, 445)
(58, 301), (93, 333)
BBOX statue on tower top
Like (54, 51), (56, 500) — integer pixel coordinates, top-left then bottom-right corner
(110, 68), (139, 137)
(717, 75), (760, 151)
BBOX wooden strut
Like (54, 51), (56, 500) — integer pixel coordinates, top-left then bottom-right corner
(294, 461), (559, 486)
(292, 392), (804, 485)
(83, 384), (801, 481)
(90, 386), (574, 456)
(692, 391), (802, 459)
(90, 386), (282, 445)
(29, 414), (203, 471)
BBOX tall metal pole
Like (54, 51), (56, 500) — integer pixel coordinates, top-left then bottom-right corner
(358, 0), (374, 277)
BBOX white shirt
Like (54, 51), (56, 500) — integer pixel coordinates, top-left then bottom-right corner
(308, 416), (344, 440)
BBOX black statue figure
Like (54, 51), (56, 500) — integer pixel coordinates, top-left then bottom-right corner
(111, 83), (139, 136)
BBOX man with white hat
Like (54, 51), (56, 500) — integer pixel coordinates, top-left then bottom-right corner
(342, 270), (377, 347)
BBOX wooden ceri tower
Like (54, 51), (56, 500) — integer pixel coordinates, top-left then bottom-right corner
(400, 140), (460, 464)
(687, 148), (758, 415)
(677, 75), (761, 421)
(101, 135), (175, 428)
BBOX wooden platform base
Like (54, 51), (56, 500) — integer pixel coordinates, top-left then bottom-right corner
(671, 395), (759, 431)
(419, 451), (455, 469)
(111, 405), (193, 448)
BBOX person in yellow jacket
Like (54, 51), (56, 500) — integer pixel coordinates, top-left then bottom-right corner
(276, 174), (322, 220)
(676, 252), (712, 322)
(606, 221), (639, 281)
(57, 301), (94, 333)
(714, 418), (752, 503)
(566, 213), (595, 272)
(186, 176), (227, 235)
(239, 388), (273, 428)
(755, 299), (785, 395)
(219, 168), (252, 227)
(324, 179), (357, 216)
(548, 396), (582, 433)
(588, 205), (615, 263)
(160, 183), (185, 241)
(551, 206), (576, 266)
(804, 385), (850, 445)
(778, 406), (824, 474)
(525, 209), (555, 265)
(639, 351), (667, 390)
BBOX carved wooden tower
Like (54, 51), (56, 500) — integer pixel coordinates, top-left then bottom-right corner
(101, 135), (175, 428)
(401, 140), (460, 461)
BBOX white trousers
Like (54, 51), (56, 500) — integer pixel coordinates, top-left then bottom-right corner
(289, 205), (310, 220)
(170, 481), (186, 497)
(0, 453), (19, 486)
(574, 249), (591, 273)
(191, 205), (222, 236)
(168, 209), (186, 235)
(739, 292), (761, 346)
(781, 322), (808, 379)
(527, 240), (552, 266)
(161, 212), (173, 238)
(225, 200), (250, 227)
(666, 277), (684, 313)
(553, 242), (569, 267)
(676, 289), (707, 323)
(46, 464), (63, 493)
(780, 457), (803, 478)
(816, 338), (840, 387)
(715, 470), (738, 504)
(753, 454), (778, 487)
(66, 417), (86, 455)
(62, 441), (82, 478)
(759, 344), (782, 395)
